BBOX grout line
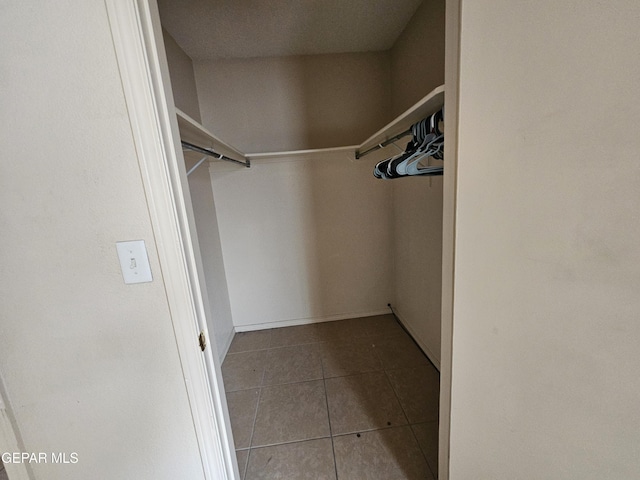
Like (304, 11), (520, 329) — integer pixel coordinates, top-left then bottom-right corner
(378, 323), (433, 463)
(240, 449), (250, 480)
(261, 375), (325, 388)
(320, 350), (340, 480)
(413, 421), (439, 480)
(331, 424), (408, 438)
(226, 347), (272, 355)
(225, 385), (263, 394)
(408, 422), (432, 472)
(382, 368), (411, 427)
(383, 364), (435, 478)
(248, 424), (419, 450)
(244, 355), (268, 470)
(229, 316), (429, 478)
(249, 434), (332, 450)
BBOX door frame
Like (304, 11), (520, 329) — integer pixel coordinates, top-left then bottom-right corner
(440, 0), (462, 478)
(105, 1), (238, 478)
(0, 378), (31, 480)
(105, 0), (462, 479)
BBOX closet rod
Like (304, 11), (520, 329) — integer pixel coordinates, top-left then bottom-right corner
(181, 141), (251, 168)
(355, 127), (412, 160)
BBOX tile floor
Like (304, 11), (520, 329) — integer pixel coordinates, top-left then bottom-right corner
(223, 314), (439, 480)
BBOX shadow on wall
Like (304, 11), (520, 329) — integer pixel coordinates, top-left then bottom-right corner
(302, 148), (394, 319)
(209, 148), (394, 327)
(195, 51), (393, 153)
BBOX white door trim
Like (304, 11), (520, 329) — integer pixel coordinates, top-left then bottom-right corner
(440, 0), (462, 478)
(105, 1), (238, 478)
(0, 379), (31, 480)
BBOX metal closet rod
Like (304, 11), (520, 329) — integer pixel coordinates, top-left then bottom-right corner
(355, 127), (412, 159)
(181, 141), (250, 168)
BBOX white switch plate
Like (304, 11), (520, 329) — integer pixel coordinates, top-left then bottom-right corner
(116, 240), (153, 284)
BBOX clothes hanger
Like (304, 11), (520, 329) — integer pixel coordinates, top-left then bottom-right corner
(372, 109), (444, 179)
(395, 113), (442, 176)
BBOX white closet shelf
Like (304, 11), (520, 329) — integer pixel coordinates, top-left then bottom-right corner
(176, 108), (247, 163)
(176, 84), (444, 165)
(246, 145), (358, 160)
(356, 84), (444, 158)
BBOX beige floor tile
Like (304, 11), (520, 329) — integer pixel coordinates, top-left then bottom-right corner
(222, 350), (267, 392)
(226, 389), (260, 449)
(319, 342), (383, 378)
(339, 315), (383, 336)
(359, 314), (406, 339)
(236, 449), (249, 480)
(333, 426), (433, 480)
(325, 371), (407, 435)
(252, 380), (330, 446)
(269, 324), (326, 348)
(386, 365), (440, 423)
(228, 330), (272, 354)
(373, 333), (430, 370)
(314, 319), (373, 345)
(263, 344), (323, 386)
(245, 438), (336, 480)
(412, 422), (439, 478)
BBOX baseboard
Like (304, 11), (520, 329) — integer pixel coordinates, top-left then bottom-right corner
(392, 307), (441, 371)
(233, 309), (392, 332)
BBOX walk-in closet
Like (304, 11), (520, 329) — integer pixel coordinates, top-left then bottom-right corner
(157, 1), (447, 478)
(4, 1), (635, 478)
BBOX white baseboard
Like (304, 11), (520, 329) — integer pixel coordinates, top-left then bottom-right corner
(233, 309), (392, 332)
(393, 307), (441, 371)
(231, 308), (441, 371)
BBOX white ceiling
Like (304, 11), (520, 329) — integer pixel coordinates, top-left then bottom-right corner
(158, 0), (423, 60)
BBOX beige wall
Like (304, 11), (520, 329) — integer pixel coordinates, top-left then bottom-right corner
(449, 1), (640, 478)
(210, 152), (393, 329)
(194, 53), (391, 152)
(0, 2), (203, 479)
(186, 159), (235, 359)
(163, 28), (202, 122)
(390, 0), (445, 116)
(389, 0), (446, 365)
(164, 29), (234, 360)
(392, 177), (444, 366)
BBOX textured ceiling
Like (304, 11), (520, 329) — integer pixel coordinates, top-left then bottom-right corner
(158, 0), (423, 60)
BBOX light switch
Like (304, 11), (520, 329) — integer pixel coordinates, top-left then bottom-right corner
(116, 240), (153, 284)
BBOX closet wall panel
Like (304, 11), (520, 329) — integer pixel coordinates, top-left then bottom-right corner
(187, 163), (235, 359)
(390, 0), (445, 117)
(209, 153), (393, 330)
(392, 178), (444, 365)
(194, 52), (391, 152)
(389, 0), (446, 366)
(162, 29), (202, 122)
(164, 31), (235, 359)
(450, 1), (640, 477)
